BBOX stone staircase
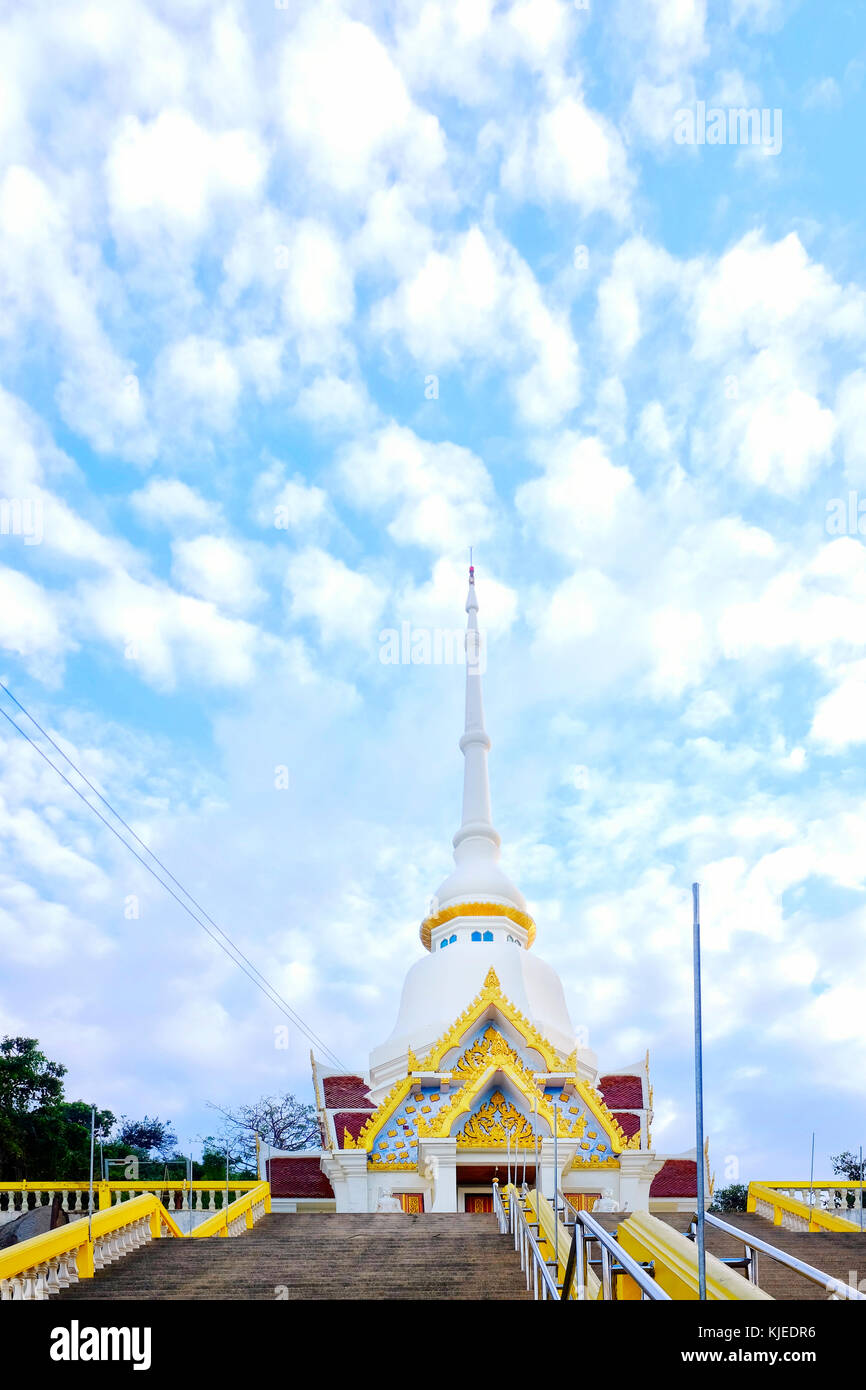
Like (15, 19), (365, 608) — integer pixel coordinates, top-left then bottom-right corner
(55, 1212), (532, 1301)
(595, 1210), (866, 1300)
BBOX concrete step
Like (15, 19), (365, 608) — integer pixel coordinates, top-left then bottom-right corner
(55, 1213), (532, 1301)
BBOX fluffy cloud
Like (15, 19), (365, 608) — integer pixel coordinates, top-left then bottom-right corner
(172, 535), (266, 614)
(105, 109), (267, 241)
(284, 547), (387, 646)
(278, 9), (445, 199)
(336, 424), (495, 552)
(372, 226), (580, 425)
(501, 93), (632, 220)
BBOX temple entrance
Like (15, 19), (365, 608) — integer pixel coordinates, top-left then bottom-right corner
(464, 1193), (493, 1213)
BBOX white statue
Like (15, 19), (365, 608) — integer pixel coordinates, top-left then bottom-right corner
(375, 1185), (404, 1214)
(593, 1187), (621, 1212)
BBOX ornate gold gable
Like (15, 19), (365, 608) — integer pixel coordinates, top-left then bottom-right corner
(457, 1090), (534, 1147)
(345, 971), (638, 1162)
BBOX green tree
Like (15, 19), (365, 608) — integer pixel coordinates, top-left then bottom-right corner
(830, 1151), (865, 1211)
(214, 1094), (319, 1170)
(710, 1183), (749, 1212)
(0, 1036), (114, 1179)
(116, 1115), (177, 1157)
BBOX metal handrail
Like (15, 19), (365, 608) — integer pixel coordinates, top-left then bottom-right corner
(702, 1211), (866, 1301)
(496, 1184), (561, 1300)
(561, 1205), (671, 1301)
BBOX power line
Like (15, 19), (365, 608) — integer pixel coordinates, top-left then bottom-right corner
(0, 686), (347, 1070)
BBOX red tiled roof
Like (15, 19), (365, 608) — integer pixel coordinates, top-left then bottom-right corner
(322, 1074), (372, 1108)
(334, 1111), (370, 1145)
(268, 1157), (334, 1199)
(613, 1111), (641, 1140)
(650, 1159), (697, 1197)
(599, 1074), (643, 1108)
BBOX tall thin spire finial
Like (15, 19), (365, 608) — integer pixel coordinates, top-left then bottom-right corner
(454, 562), (499, 854)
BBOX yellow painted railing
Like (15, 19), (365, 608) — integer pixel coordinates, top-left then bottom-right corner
(748, 1182), (863, 1233)
(0, 1181), (271, 1299)
(0, 1193), (183, 1300)
(526, 1189), (603, 1300)
(191, 1181), (270, 1238)
(0, 1179), (262, 1215)
(616, 1211), (772, 1300)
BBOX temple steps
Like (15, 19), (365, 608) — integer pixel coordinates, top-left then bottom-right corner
(55, 1213), (532, 1301)
(595, 1210), (866, 1300)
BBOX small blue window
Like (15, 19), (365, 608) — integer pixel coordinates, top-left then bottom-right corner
(440, 939), (447, 949)
(482, 930), (493, 942)
(449, 934), (456, 944)
(471, 931), (481, 942)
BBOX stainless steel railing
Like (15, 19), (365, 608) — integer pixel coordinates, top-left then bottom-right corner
(494, 1182), (561, 1300)
(560, 1201), (671, 1301)
(700, 1210), (866, 1301)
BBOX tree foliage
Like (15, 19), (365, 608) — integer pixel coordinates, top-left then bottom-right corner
(831, 1151), (865, 1181)
(115, 1115), (177, 1157)
(710, 1183), (749, 1212)
(216, 1094), (320, 1169)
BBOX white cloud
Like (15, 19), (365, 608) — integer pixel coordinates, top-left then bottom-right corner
(336, 424), (495, 552)
(78, 570), (264, 689)
(501, 93), (632, 220)
(154, 335), (241, 433)
(372, 226), (580, 425)
(131, 478), (220, 530)
(278, 10), (445, 199)
(0, 566), (69, 678)
(284, 547), (386, 646)
(689, 231), (866, 361)
(106, 108), (267, 241)
(516, 434), (637, 559)
(172, 535), (266, 614)
(836, 370), (866, 485)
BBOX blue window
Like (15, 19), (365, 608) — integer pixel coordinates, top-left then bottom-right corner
(482, 930), (493, 942)
(471, 931), (481, 942)
(440, 939), (447, 949)
(449, 934), (456, 944)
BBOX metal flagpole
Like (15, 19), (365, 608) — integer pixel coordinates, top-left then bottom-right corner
(188, 1148), (194, 1235)
(553, 1102), (560, 1274)
(87, 1106), (96, 1242)
(225, 1139), (230, 1216)
(534, 1091), (539, 1193)
(808, 1132), (815, 1210)
(860, 1146), (863, 1231)
(692, 883), (707, 1301)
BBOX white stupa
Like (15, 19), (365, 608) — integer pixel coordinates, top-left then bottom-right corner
(368, 565), (591, 1099)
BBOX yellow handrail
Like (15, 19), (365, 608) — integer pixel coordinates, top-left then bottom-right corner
(0, 1194), (183, 1297)
(748, 1182), (862, 1232)
(616, 1211), (772, 1300)
(191, 1181), (271, 1238)
(0, 1179), (261, 1212)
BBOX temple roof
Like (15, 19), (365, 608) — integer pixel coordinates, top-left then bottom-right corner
(650, 1159), (698, 1197)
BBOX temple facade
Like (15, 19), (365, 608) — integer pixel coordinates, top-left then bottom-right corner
(269, 568), (705, 1215)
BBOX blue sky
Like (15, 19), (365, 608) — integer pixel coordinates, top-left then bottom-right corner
(1, 0), (865, 1181)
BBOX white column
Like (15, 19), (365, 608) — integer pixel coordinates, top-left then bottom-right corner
(617, 1153), (667, 1212)
(418, 1139), (458, 1212)
(320, 1151), (370, 1212)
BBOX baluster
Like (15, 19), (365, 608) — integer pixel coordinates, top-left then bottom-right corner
(73, 1190), (83, 1213)
(45, 1260), (61, 1297)
(60, 1190), (69, 1213)
(0, 1280), (10, 1300)
(207, 1189), (216, 1211)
